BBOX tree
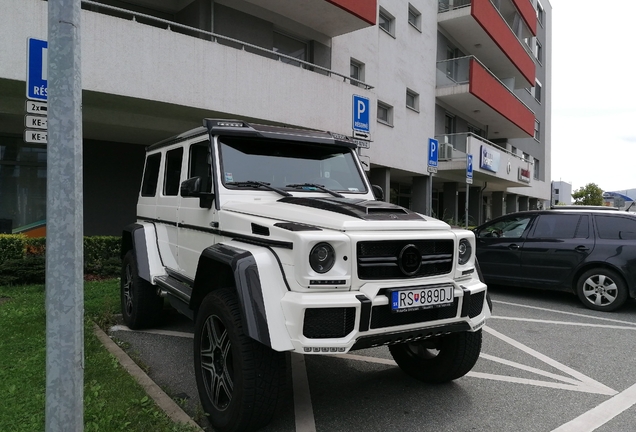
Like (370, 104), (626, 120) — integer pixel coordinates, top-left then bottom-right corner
(571, 183), (604, 205)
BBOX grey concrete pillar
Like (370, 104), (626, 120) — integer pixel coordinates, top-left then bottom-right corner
(506, 193), (518, 214)
(529, 198), (538, 210)
(469, 186), (481, 225)
(411, 176), (430, 215)
(518, 196), (529, 211)
(492, 191), (505, 218)
(443, 182), (458, 223)
(369, 167), (390, 202)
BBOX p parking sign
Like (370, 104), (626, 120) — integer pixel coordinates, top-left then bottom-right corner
(352, 95), (370, 133)
(27, 38), (48, 101)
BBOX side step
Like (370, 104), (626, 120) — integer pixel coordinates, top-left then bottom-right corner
(154, 274), (195, 320)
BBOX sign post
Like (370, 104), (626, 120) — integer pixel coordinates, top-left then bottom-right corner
(44, 1), (84, 431)
(465, 154), (473, 228)
(427, 138), (439, 216)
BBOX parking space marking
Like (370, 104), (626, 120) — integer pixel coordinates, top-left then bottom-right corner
(490, 316), (636, 331)
(110, 325), (194, 339)
(552, 382), (636, 432)
(291, 353), (317, 432)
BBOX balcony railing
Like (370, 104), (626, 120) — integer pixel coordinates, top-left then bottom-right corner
(81, 0), (373, 89)
(438, 0), (471, 13)
(435, 132), (529, 163)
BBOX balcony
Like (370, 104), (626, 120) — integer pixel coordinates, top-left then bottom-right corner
(435, 133), (533, 189)
(438, 0), (535, 88)
(436, 56), (534, 139)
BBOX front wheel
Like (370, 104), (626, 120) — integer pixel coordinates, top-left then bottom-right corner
(576, 268), (628, 312)
(120, 251), (163, 329)
(389, 330), (482, 383)
(194, 289), (286, 432)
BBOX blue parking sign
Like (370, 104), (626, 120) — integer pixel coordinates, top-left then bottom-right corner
(352, 95), (370, 132)
(27, 38), (48, 101)
(428, 138), (439, 172)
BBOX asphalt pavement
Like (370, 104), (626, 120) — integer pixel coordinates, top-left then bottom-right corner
(108, 285), (636, 431)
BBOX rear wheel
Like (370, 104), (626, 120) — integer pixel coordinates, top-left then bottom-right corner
(576, 268), (628, 312)
(120, 251), (163, 329)
(194, 288), (286, 432)
(389, 330), (482, 383)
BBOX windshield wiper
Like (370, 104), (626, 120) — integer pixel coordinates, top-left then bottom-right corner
(226, 181), (292, 197)
(286, 183), (344, 198)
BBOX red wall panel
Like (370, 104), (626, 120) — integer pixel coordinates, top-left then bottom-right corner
(326, 0), (376, 25)
(472, 0), (535, 87)
(512, 0), (537, 35)
(469, 59), (534, 137)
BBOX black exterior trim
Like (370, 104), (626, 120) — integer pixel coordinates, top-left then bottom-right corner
(350, 322), (471, 351)
(460, 287), (471, 318)
(356, 295), (372, 332)
(274, 222), (322, 231)
(122, 223), (151, 282)
(146, 128), (208, 152)
(278, 196), (425, 221)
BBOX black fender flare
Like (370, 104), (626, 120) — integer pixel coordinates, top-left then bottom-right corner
(121, 223), (152, 282)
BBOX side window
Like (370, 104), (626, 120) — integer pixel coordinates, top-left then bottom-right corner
(596, 215), (636, 240)
(141, 153), (161, 197)
(163, 147), (183, 196)
(531, 214), (580, 239)
(575, 215), (589, 238)
(189, 142), (212, 193)
(477, 215), (532, 239)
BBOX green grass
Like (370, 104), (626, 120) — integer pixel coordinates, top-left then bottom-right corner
(0, 280), (198, 432)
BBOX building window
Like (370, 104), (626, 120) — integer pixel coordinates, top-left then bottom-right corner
(534, 119), (541, 141)
(273, 31), (307, 67)
(534, 39), (543, 63)
(533, 80), (542, 103)
(554, 188), (560, 195)
(379, 8), (395, 37)
(350, 59), (364, 86)
(537, 1), (545, 27)
(406, 89), (419, 111)
(408, 4), (421, 31)
(377, 101), (393, 126)
(534, 159), (540, 180)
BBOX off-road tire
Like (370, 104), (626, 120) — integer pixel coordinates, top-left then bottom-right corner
(120, 251), (164, 329)
(194, 288), (286, 432)
(576, 268), (628, 312)
(389, 330), (482, 383)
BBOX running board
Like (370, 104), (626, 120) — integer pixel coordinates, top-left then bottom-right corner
(154, 274), (193, 303)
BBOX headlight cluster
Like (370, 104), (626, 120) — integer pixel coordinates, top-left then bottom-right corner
(309, 242), (336, 273)
(458, 238), (472, 265)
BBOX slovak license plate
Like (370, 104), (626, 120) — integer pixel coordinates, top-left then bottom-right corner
(389, 285), (454, 313)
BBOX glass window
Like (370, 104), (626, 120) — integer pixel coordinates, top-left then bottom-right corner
(0, 137), (47, 233)
(350, 59), (364, 86)
(377, 101), (393, 126)
(379, 8), (394, 36)
(408, 4), (421, 30)
(273, 32), (307, 67)
(533, 159), (540, 179)
(534, 80), (542, 103)
(406, 89), (419, 111)
(596, 215), (636, 240)
(141, 153), (161, 197)
(534, 39), (543, 63)
(188, 142), (212, 193)
(534, 119), (541, 141)
(163, 148), (183, 196)
(531, 214), (581, 239)
(478, 215), (533, 239)
(537, 1), (544, 26)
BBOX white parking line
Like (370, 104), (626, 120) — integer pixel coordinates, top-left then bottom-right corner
(552, 382), (636, 432)
(490, 316), (636, 331)
(291, 353), (317, 432)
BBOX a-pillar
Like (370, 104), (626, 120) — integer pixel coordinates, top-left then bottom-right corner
(411, 176), (431, 215)
(506, 193), (518, 214)
(443, 182), (458, 223)
(529, 198), (538, 210)
(369, 167), (390, 202)
(492, 191), (505, 218)
(518, 196), (529, 211)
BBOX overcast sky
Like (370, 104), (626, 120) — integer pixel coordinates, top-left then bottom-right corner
(549, 0), (636, 193)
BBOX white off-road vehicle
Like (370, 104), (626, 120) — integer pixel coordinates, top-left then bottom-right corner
(120, 119), (491, 432)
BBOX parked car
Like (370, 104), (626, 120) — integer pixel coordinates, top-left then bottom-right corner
(474, 206), (636, 311)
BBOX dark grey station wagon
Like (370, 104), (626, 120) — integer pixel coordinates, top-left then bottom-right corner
(475, 206), (636, 311)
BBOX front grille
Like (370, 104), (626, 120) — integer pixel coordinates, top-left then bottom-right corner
(469, 291), (485, 318)
(370, 299), (459, 329)
(357, 240), (454, 280)
(303, 307), (356, 339)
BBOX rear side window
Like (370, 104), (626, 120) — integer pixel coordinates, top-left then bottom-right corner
(531, 214), (587, 239)
(141, 153), (161, 197)
(596, 215), (636, 240)
(163, 148), (184, 196)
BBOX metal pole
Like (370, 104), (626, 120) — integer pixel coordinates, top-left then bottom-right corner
(465, 185), (469, 229)
(46, 0), (83, 431)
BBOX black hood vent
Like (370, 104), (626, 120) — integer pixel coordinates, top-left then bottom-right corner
(278, 197), (425, 221)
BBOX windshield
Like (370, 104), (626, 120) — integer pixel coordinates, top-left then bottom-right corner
(218, 136), (367, 193)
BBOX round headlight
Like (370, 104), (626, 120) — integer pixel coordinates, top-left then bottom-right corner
(458, 238), (472, 265)
(309, 243), (336, 273)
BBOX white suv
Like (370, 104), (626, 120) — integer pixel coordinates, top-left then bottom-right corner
(120, 119), (490, 432)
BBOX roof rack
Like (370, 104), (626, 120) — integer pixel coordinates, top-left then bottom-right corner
(550, 205), (619, 211)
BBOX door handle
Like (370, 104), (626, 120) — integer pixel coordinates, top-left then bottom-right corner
(575, 245), (589, 252)
(508, 244), (520, 250)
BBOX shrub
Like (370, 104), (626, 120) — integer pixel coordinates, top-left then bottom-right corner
(0, 255), (46, 286)
(84, 237), (122, 278)
(0, 234), (26, 262)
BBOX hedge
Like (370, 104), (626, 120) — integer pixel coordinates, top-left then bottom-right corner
(0, 235), (121, 286)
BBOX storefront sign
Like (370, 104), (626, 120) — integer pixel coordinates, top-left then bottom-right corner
(518, 167), (531, 183)
(480, 145), (500, 173)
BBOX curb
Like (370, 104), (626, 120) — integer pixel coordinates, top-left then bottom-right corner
(92, 323), (204, 431)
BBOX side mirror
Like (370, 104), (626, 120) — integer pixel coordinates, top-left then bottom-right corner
(372, 185), (384, 201)
(181, 177), (214, 209)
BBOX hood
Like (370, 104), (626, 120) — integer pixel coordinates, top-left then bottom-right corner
(222, 197), (450, 231)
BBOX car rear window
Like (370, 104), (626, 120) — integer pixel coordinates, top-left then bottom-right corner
(596, 215), (636, 240)
(531, 214), (588, 239)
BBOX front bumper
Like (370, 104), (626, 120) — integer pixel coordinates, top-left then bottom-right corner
(280, 278), (489, 354)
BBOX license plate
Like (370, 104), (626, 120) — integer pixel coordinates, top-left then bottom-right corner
(388, 285), (454, 313)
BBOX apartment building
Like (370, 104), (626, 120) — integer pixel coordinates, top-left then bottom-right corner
(551, 180), (572, 205)
(0, 0), (551, 235)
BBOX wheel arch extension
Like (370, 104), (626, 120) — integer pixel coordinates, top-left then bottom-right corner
(121, 223), (159, 283)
